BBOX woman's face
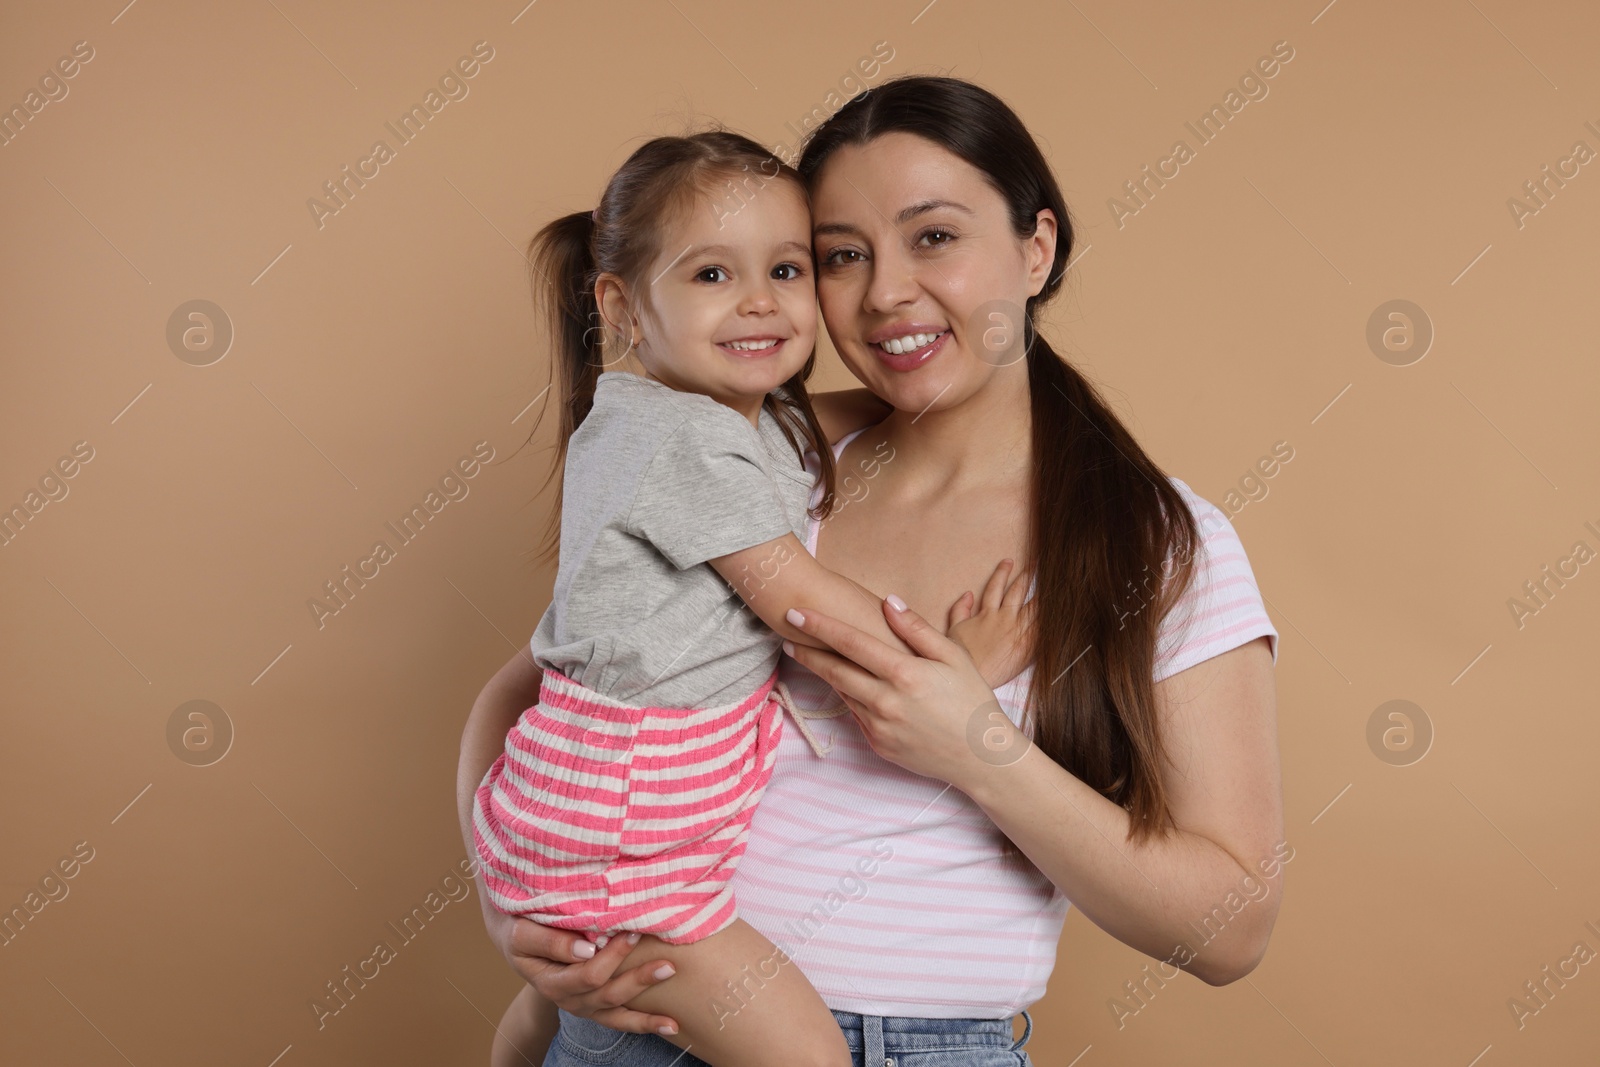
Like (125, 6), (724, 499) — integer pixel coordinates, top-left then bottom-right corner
(809, 131), (1057, 415)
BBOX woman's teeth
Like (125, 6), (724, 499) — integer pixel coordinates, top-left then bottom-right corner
(724, 338), (780, 351)
(878, 331), (946, 354)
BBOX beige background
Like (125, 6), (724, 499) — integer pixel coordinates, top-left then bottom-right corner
(3, 0), (1598, 1063)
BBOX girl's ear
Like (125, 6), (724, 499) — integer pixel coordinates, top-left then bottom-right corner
(595, 273), (637, 348)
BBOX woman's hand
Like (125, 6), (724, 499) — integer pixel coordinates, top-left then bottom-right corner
(480, 904), (682, 1036)
(460, 645), (680, 1036)
(782, 594), (1029, 789)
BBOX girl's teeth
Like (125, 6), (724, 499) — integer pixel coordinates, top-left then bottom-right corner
(881, 331), (944, 355)
(725, 338), (779, 351)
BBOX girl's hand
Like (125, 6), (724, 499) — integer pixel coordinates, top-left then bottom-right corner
(945, 558), (1035, 689)
(782, 595), (1029, 788)
(482, 906), (681, 1036)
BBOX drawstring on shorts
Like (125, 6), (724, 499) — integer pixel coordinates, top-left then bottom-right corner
(769, 680), (850, 758)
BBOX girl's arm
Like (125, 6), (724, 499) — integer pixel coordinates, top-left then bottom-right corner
(707, 533), (912, 656)
(457, 646), (681, 1037)
(709, 535), (1033, 689)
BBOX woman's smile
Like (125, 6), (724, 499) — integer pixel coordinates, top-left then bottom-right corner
(865, 324), (951, 372)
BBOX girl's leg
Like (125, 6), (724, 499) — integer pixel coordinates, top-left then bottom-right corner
(613, 918), (850, 1067)
(490, 985), (560, 1067)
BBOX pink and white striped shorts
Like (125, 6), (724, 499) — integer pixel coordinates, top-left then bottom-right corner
(472, 666), (807, 945)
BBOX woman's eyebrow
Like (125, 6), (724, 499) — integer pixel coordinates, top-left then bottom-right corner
(813, 199), (975, 238)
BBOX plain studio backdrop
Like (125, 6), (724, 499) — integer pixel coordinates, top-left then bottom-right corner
(2, 1), (1598, 1064)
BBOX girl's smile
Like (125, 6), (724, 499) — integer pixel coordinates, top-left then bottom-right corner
(715, 334), (791, 359)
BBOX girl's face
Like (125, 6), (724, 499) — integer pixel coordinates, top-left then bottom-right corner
(618, 177), (817, 414)
(809, 132), (1057, 415)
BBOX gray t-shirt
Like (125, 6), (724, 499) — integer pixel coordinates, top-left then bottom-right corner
(529, 371), (818, 708)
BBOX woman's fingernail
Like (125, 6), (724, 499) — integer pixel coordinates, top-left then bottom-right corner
(653, 964), (676, 980)
(785, 608), (805, 627)
(574, 941), (596, 959)
(886, 593), (908, 612)
(628, 932), (642, 944)
(658, 1024), (678, 1035)
(782, 639), (796, 657)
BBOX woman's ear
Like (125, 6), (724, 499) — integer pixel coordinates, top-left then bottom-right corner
(1026, 208), (1059, 297)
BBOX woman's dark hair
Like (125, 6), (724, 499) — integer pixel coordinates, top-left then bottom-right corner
(518, 128), (839, 564)
(798, 76), (1203, 849)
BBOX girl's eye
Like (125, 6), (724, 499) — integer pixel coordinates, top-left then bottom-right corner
(822, 247), (864, 266)
(771, 262), (807, 281)
(695, 266), (729, 283)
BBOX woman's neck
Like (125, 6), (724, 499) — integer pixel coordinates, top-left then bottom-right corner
(871, 365), (1033, 496)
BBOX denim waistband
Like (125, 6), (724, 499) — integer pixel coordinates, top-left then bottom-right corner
(828, 1007), (1033, 1061)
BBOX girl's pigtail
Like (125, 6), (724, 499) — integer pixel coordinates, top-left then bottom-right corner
(526, 209), (606, 563)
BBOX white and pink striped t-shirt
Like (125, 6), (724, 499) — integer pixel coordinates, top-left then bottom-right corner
(727, 427), (1280, 1018)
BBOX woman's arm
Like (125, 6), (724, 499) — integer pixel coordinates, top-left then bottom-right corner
(457, 645), (682, 1035)
(781, 603), (1284, 987)
(960, 636), (1283, 986)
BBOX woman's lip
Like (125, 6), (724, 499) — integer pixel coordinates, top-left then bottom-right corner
(716, 338), (787, 358)
(869, 330), (949, 372)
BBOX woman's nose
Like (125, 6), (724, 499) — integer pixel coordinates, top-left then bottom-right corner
(863, 241), (923, 313)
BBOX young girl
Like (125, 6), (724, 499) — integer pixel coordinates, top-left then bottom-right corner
(472, 130), (1033, 1067)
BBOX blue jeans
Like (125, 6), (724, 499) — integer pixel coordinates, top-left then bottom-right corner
(542, 1007), (1035, 1066)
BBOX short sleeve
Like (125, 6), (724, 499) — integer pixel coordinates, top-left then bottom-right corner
(1152, 481), (1279, 683)
(626, 413), (795, 570)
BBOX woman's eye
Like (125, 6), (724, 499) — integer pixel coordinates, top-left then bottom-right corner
(822, 248), (864, 266)
(918, 228), (956, 247)
(695, 266), (728, 283)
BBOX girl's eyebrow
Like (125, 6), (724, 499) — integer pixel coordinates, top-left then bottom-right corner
(813, 198), (974, 239)
(685, 240), (813, 259)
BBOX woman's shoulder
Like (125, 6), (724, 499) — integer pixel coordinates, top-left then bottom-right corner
(809, 387), (893, 445)
(1154, 476), (1280, 677)
(1164, 477), (1234, 541)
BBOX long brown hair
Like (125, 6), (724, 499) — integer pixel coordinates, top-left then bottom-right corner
(798, 77), (1203, 847)
(518, 129), (839, 564)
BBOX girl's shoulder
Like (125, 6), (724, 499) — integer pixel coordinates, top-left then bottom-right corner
(590, 372), (754, 441)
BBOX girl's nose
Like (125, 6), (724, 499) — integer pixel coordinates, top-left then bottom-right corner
(739, 281), (779, 314)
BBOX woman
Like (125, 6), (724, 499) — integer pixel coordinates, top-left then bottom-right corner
(457, 75), (1283, 1066)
